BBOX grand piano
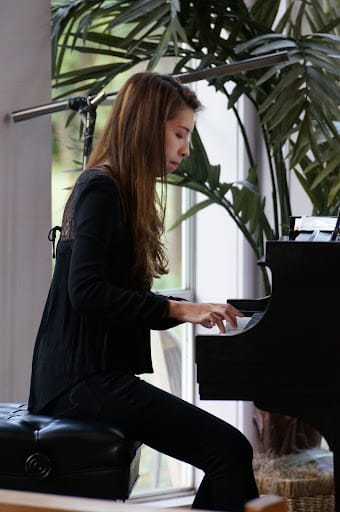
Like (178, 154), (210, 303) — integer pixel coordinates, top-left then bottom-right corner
(196, 215), (340, 511)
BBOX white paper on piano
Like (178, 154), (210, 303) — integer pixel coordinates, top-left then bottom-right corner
(294, 216), (337, 232)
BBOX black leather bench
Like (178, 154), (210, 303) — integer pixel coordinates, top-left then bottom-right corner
(0, 403), (141, 500)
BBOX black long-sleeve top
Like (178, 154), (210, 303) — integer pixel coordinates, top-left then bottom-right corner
(28, 169), (180, 413)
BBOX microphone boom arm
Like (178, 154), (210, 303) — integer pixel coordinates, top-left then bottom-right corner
(174, 51), (289, 83)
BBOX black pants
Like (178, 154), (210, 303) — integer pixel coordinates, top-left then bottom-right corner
(43, 373), (259, 512)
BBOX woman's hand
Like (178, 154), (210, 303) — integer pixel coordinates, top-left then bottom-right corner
(167, 300), (243, 334)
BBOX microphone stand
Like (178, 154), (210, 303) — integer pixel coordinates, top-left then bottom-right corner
(11, 90), (112, 170)
(79, 91), (108, 169)
(10, 51), (289, 170)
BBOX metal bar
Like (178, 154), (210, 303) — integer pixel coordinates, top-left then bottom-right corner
(11, 91), (109, 123)
(174, 51), (289, 84)
(11, 99), (71, 123)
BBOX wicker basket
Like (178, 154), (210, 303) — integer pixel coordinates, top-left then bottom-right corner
(254, 453), (334, 512)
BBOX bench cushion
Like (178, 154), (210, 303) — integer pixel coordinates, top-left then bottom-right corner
(0, 403), (141, 500)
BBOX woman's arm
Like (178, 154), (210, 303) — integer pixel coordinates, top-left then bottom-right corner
(68, 174), (169, 326)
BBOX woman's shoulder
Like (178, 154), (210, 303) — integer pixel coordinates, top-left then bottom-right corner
(78, 165), (115, 186)
(75, 166), (118, 196)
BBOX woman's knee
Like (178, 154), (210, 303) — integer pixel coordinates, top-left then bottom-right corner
(237, 432), (254, 461)
(218, 425), (254, 463)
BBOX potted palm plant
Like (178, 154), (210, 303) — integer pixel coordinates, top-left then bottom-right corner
(51, 1), (340, 507)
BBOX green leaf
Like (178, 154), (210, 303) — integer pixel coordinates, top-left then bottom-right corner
(169, 199), (214, 230)
(290, 115), (311, 168)
(250, 0), (281, 28)
(311, 153), (340, 189)
(329, 175), (340, 206)
(235, 33), (296, 54)
(107, 0), (169, 29)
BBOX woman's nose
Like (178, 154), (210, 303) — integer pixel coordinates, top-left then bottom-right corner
(181, 139), (190, 157)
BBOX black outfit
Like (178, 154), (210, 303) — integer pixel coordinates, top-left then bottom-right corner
(29, 168), (258, 512)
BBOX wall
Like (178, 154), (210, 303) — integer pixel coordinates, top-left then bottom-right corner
(0, 1), (51, 402)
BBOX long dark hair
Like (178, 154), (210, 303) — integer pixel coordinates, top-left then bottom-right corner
(86, 72), (202, 289)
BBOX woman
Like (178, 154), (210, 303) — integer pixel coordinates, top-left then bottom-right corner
(28, 72), (259, 512)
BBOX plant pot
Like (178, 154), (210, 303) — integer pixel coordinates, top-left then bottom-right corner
(253, 452), (334, 512)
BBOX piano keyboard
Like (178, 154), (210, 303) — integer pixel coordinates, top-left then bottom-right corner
(223, 312), (264, 335)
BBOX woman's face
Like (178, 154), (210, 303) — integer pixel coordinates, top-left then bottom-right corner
(164, 107), (195, 174)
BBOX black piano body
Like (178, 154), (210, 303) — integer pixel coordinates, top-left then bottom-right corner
(196, 225), (340, 510)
